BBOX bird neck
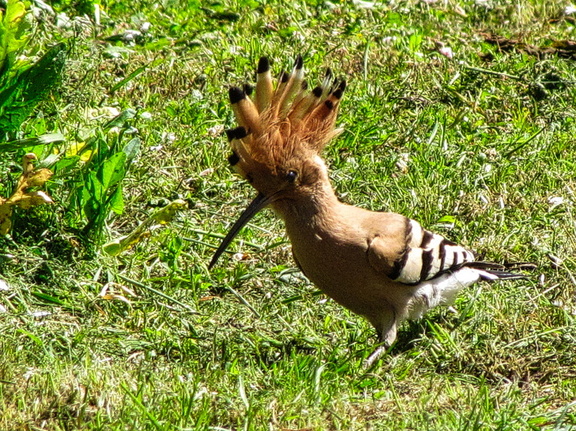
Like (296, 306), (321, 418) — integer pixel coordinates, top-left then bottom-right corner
(271, 176), (341, 234)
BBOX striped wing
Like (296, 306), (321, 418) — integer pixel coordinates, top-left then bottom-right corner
(367, 218), (475, 285)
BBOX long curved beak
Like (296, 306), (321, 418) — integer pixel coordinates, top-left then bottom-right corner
(209, 193), (272, 269)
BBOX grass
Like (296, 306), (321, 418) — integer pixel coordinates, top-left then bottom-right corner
(1, 0), (576, 429)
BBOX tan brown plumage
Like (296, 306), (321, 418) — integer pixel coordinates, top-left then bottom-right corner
(210, 56), (526, 366)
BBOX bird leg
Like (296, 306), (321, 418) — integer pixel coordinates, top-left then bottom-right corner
(363, 312), (398, 368)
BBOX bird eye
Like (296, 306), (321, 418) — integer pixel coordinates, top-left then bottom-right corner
(286, 170), (298, 183)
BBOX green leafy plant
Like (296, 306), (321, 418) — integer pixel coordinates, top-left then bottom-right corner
(0, 0), (31, 77)
(0, 1), (66, 139)
(54, 109), (141, 242)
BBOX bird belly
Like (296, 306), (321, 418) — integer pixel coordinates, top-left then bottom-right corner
(291, 234), (484, 324)
(406, 267), (482, 320)
(290, 236), (407, 319)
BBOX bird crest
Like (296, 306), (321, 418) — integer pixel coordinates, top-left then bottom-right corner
(226, 56), (346, 182)
(209, 56), (346, 269)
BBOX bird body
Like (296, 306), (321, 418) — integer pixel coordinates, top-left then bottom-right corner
(271, 170), (513, 345)
(210, 56), (524, 364)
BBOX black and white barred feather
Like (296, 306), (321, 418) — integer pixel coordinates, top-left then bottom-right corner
(368, 216), (523, 287)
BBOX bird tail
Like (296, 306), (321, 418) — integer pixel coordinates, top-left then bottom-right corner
(465, 261), (535, 281)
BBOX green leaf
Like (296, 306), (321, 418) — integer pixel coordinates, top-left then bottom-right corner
(82, 193), (100, 220)
(437, 215), (456, 224)
(53, 155), (81, 174)
(102, 108), (136, 130)
(17, 329), (43, 346)
(144, 38), (172, 51)
(123, 137), (141, 164)
(0, 133), (65, 152)
(110, 65), (147, 94)
(0, 42), (67, 132)
(85, 172), (104, 203)
(408, 32), (423, 53)
(0, 1), (32, 81)
(99, 151), (126, 190)
(109, 186), (124, 215)
(31, 291), (66, 306)
(386, 12), (404, 25)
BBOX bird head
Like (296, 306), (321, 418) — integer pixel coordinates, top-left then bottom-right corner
(209, 56), (346, 268)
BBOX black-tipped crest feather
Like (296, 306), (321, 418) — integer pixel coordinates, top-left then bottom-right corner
(225, 126), (248, 141)
(294, 55), (303, 69)
(257, 56), (270, 74)
(228, 151), (240, 166)
(243, 83), (254, 96)
(229, 86), (245, 104)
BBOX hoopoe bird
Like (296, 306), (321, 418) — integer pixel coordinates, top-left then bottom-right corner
(210, 56), (525, 366)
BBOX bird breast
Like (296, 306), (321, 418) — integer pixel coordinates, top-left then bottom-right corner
(284, 203), (415, 318)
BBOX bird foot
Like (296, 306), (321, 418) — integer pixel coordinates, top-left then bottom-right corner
(363, 344), (388, 369)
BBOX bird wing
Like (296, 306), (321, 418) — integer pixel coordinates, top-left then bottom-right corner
(366, 217), (475, 285)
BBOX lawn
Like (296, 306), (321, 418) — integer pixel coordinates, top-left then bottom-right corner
(1, 0), (575, 429)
